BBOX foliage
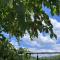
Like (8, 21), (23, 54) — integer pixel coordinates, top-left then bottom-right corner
(0, 0), (60, 39)
(0, 35), (19, 60)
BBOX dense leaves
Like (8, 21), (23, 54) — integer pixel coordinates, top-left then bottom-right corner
(0, 35), (19, 60)
(0, 0), (60, 39)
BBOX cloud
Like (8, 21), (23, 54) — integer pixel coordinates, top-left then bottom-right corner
(32, 33), (56, 45)
(50, 18), (60, 38)
(20, 36), (42, 48)
(52, 44), (60, 52)
(28, 48), (55, 52)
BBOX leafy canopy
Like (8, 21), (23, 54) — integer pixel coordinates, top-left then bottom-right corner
(0, 34), (19, 60)
(0, 0), (60, 39)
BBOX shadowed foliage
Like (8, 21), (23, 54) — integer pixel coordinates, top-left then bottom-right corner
(0, 0), (60, 39)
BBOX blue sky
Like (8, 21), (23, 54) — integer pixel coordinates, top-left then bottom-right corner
(2, 5), (60, 53)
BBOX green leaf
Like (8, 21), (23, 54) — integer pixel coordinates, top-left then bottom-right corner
(50, 33), (53, 38)
(53, 33), (57, 39)
(8, 0), (13, 8)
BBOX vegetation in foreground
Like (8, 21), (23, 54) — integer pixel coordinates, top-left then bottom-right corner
(0, 34), (60, 60)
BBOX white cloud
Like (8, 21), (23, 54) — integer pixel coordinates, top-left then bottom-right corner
(52, 44), (60, 52)
(28, 48), (55, 52)
(50, 18), (60, 38)
(32, 33), (56, 45)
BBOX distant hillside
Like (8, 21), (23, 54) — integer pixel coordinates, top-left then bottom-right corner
(29, 54), (60, 60)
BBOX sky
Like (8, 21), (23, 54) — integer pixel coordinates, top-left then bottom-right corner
(2, 4), (60, 56)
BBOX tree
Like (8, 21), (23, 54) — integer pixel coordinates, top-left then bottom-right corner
(17, 48), (30, 60)
(0, 0), (60, 39)
(0, 35), (20, 60)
